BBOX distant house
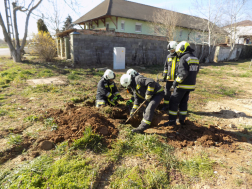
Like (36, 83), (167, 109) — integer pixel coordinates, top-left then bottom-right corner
(223, 20), (252, 45)
(73, 0), (223, 44)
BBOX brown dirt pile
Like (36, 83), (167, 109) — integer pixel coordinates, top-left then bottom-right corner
(43, 103), (119, 144)
(145, 118), (239, 149)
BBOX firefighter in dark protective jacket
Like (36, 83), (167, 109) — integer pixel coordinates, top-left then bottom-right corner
(162, 41), (179, 111)
(96, 69), (124, 107)
(120, 73), (164, 133)
(164, 41), (199, 126)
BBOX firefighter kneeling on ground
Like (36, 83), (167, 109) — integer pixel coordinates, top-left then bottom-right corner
(162, 41), (179, 111)
(164, 41), (199, 126)
(120, 72), (164, 133)
(125, 69), (140, 107)
(96, 69), (125, 107)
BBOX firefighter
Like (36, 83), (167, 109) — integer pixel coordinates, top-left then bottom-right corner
(162, 41), (179, 111)
(96, 69), (124, 107)
(125, 69), (139, 106)
(120, 73), (164, 133)
(164, 41), (199, 126)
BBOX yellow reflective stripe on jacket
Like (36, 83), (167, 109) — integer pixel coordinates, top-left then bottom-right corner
(133, 104), (139, 109)
(164, 100), (169, 104)
(164, 70), (168, 73)
(179, 111), (187, 115)
(186, 57), (199, 64)
(136, 84), (141, 90)
(171, 58), (176, 80)
(108, 99), (115, 106)
(168, 58), (172, 62)
(106, 92), (112, 98)
(147, 86), (155, 92)
(142, 118), (151, 125)
(169, 110), (177, 115)
(176, 77), (183, 83)
(115, 92), (120, 96)
(156, 88), (164, 93)
(104, 84), (108, 88)
(135, 91), (145, 99)
(177, 58), (180, 62)
(178, 84), (195, 89)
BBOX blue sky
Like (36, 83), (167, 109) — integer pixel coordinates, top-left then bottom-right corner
(0, 0), (251, 40)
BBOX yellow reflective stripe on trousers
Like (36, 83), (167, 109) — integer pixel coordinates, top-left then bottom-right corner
(164, 70), (168, 73)
(135, 91), (145, 99)
(169, 110), (177, 115)
(171, 58), (176, 80)
(97, 101), (105, 105)
(133, 104), (139, 109)
(164, 100), (169, 104)
(142, 118), (151, 125)
(179, 111), (187, 115)
(147, 86), (155, 92)
(178, 84), (195, 89)
(136, 84), (141, 90)
(168, 58), (172, 62)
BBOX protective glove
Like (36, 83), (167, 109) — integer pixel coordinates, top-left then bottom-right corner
(172, 80), (178, 89)
(145, 94), (153, 102)
(117, 95), (125, 101)
(162, 73), (167, 82)
(126, 99), (133, 106)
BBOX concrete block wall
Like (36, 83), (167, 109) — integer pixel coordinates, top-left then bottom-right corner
(71, 30), (167, 67)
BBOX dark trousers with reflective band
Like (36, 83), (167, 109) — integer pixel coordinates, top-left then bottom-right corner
(140, 91), (164, 128)
(164, 81), (173, 104)
(168, 88), (190, 121)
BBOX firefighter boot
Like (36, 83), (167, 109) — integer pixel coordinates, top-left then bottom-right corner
(164, 120), (177, 126)
(179, 120), (186, 125)
(131, 123), (149, 134)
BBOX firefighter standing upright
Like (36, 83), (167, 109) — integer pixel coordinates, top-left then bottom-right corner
(162, 41), (179, 111)
(164, 41), (199, 126)
(120, 73), (164, 133)
(96, 69), (124, 107)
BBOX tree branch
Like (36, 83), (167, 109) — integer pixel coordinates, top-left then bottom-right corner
(0, 13), (15, 51)
(21, 0), (43, 50)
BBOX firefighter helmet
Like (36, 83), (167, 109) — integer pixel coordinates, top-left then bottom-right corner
(126, 69), (138, 77)
(120, 74), (132, 88)
(175, 41), (190, 56)
(103, 69), (115, 80)
(167, 41), (178, 51)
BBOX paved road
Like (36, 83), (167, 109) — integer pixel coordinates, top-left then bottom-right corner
(0, 48), (11, 56)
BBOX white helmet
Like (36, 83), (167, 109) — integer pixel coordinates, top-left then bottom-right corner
(126, 69), (138, 77)
(103, 69), (115, 80)
(120, 74), (132, 88)
(167, 41), (178, 51)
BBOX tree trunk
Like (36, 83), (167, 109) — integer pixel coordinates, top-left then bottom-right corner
(11, 49), (22, 62)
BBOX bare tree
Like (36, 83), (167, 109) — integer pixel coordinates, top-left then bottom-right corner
(34, 0), (81, 34)
(152, 9), (180, 41)
(191, 0), (226, 62)
(0, 0), (43, 62)
(222, 0), (249, 60)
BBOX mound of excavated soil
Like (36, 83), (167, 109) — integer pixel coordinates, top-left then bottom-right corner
(145, 117), (239, 149)
(43, 103), (119, 144)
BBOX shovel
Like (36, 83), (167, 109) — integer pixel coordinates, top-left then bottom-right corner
(124, 100), (147, 124)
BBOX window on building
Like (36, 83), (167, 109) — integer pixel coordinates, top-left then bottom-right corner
(135, 23), (142, 32)
(121, 21), (125, 30)
(179, 30), (183, 37)
(106, 23), (109, 31)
